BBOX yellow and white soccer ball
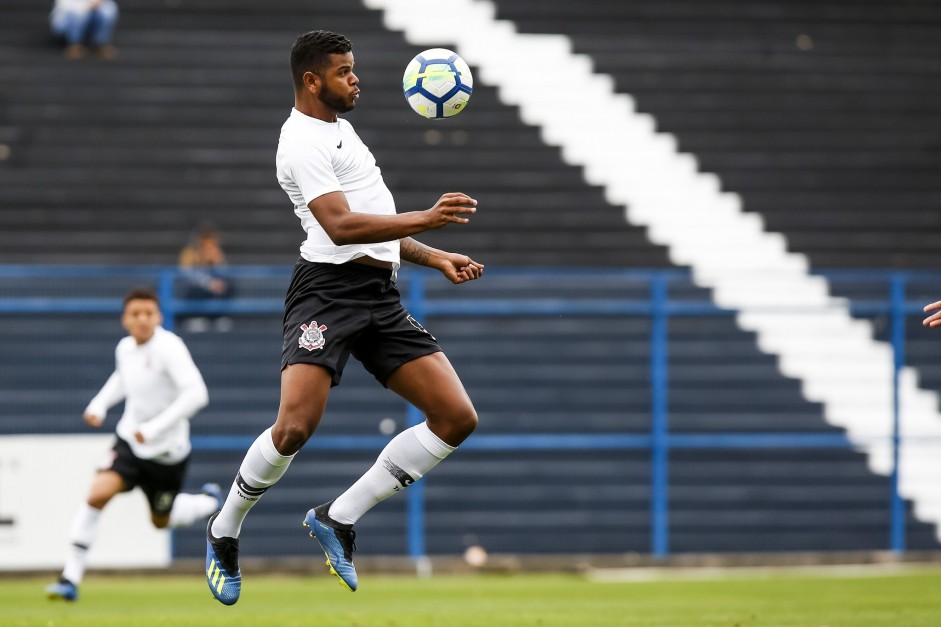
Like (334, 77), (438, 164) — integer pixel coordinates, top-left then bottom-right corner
(402, 48), (473, 120)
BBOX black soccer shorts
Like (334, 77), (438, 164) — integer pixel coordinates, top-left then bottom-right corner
(101, 437), (189, 516)
(281, 258), (441, 387)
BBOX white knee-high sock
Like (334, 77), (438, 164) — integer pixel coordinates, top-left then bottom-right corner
(168, 492), (218, 529)
(211, 427), (295, 538)
(61, 504), (102, 585)
(328, 422), (456, 525)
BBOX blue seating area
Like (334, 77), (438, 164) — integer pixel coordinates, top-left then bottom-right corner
(3, 267), (938, 557)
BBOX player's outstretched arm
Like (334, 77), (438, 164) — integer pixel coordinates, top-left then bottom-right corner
(401, 237), (484, 285)
(923, 300), (941, 328)
(309, 192), (477, 245)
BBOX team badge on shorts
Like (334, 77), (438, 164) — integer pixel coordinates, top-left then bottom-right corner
(298, 321), (328, 351)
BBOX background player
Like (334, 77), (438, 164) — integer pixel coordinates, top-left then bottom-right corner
(205, 30), (483, 605)
(46, 288), (220, 602)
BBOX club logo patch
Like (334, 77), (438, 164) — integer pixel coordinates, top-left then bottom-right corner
(298, 321), (328, 351)
(155, 491), (175, 514)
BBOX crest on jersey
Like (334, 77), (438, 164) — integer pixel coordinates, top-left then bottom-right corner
(298, 321), (328, 351)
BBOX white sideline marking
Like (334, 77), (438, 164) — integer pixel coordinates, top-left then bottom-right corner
(586, 562), (940, 583)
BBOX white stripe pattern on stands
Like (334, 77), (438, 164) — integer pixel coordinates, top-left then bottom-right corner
(365, 0), (941, 540)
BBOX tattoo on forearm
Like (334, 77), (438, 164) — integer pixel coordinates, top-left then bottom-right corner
(401, 238), (431, 266)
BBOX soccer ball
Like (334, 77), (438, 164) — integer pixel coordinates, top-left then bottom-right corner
(402, 48), (473, 120)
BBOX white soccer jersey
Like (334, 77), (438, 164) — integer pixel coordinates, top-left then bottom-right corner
(84, 326), (209, 464)
(276, 107), (400, 269)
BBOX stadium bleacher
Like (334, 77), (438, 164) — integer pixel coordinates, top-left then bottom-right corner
(0, 0), (671, 268)
(1, 0), (939, 560)
(493, 0), (941, 269)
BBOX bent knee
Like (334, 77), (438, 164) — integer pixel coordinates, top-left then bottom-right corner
(87, 497), (110, 509)
(428, 403), (478, 445)
(271, 421), (314, 455)
(456, 406), (479, 436)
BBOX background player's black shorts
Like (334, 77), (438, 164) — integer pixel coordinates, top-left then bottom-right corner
(101, 437), (189, 516)
(281, 258), (441, 387)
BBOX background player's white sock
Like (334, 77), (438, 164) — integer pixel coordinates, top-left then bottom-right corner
(328, 422), (455, 525)
(61, 503), (101, 585)
(168, 492), (218, 528)
(211, 427), (294, 538)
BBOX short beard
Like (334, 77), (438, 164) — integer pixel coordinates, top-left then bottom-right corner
(319, 83), (355, 113)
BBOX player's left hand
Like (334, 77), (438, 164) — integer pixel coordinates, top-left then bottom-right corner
(134, 430), (146, 444)
(439, 253), (484, 284)
(923, 300), (941, 328)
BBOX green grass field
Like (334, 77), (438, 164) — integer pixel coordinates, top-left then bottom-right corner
(5, 568), (941, 627)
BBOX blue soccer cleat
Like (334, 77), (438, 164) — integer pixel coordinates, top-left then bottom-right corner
(45, 578), (78, 602)
(205, 512), (241, 605)
(201, 482), (223, 510)
(303, 501), (358, 591)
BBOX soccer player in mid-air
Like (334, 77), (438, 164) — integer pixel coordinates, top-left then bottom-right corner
(46, 288), (221, 602)
(204, 30), (483, 605)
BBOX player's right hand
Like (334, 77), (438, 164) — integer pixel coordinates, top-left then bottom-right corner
(425, 192), (477, 229)
(83, 412), (103, 427)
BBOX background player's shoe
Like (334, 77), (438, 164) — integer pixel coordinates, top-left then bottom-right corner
(201, 482), (223, 510)
(205, 512), (241, 605)
(303, 501), (358, 591)
(45, 578), (78, 601)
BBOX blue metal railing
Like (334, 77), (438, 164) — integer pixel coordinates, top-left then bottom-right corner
(1, 265), (935, 558)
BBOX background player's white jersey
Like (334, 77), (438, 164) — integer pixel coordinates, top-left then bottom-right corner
(85, 326), (209, 464)
(276, 107), (400, 270)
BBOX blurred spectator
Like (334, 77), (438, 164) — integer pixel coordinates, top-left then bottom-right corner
(178, 224), (236, 332)
(50, 0), (119, 60)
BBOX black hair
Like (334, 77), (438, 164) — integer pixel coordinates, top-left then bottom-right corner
(290, 30), (353, 89)
(123, 287), (160, 308)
